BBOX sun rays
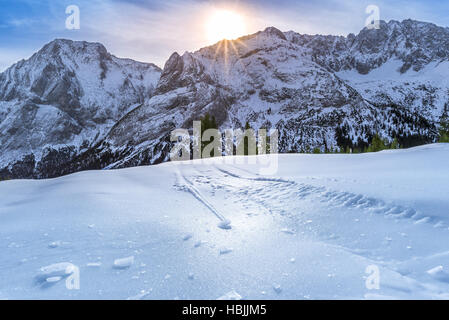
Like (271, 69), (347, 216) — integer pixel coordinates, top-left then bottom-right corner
(211, 37), (250, 81)
(201, 8), (253, 80)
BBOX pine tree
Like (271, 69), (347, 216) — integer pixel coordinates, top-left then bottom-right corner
(439, 118), (449, 143)
(367, 134), (388, 152)
(390, 138), (399, 149)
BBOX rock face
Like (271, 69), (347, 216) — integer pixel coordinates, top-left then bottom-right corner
(0, 39), (161, 178)
(1, 20), (448, 179)
(293, 19), (449, 75)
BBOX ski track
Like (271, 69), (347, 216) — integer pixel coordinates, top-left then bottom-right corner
(211, 164), (441, 228)
(174, 169), (228, 224)
(172, 163), (449, 298)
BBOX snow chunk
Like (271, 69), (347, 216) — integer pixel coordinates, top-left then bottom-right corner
(127, 290), (151, 300)
(273, 284), (282, 294)
(217, 290), (242, 300)
(219, 247), (233, 255)
(86, 262), (102, 268)
(218, 220), (232, 230)
(281, 228), (295, 235)
(35, 262), (77, 284)
(113, 256), (134, 269)
(194, 241), (203, 248)
(48, 241), (62, 248)
(427, 266), (449, 282)
(46, 276), (62, 283)
(183, 233), (193, 241)
(39, 262), (75, 277)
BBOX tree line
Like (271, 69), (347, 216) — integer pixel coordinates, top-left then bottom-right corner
(199, 113), (449, 156)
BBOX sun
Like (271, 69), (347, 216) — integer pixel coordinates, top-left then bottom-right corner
(205, 9), (247, 44)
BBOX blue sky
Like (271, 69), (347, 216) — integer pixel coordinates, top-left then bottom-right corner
(1, 0), (449, 71)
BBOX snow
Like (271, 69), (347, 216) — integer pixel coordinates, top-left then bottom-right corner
(1, 144), (449, 299)
(35, 262), (77, 286)
(337, 59), (449, 121)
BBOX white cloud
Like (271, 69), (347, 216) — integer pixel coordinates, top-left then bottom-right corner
(3, 0), (449, 70)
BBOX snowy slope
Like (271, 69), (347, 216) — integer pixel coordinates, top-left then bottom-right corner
(1, 144), (449, 299)
(338, 59), (449, 122)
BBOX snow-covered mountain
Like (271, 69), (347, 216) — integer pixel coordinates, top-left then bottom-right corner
(1, 19), (448, 179)
(295, 19), (449, 127)
(0, 39), (161, 178)
(89, 20), (444, 171)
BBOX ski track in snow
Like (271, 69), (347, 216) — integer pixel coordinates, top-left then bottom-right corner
(168, 161), (449, 298)
(212, 164), (440, 229)
(175, 169), (230, 225)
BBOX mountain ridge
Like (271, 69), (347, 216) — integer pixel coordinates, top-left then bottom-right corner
(0, 19), (447, 179)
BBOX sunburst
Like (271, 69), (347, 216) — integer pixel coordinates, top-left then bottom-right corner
(205, 9), (247, 44)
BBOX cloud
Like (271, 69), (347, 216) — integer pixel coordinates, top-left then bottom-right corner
(62, 0), (250, 66)
(7, 18), (37, 27)
(2, 0), (449, 71)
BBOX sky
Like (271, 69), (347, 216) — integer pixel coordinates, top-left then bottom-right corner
(1, 0), (449, 71)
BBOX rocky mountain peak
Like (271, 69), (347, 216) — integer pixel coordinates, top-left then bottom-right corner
(38, 38), (109, 58)
(261, 26), (287, 40)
